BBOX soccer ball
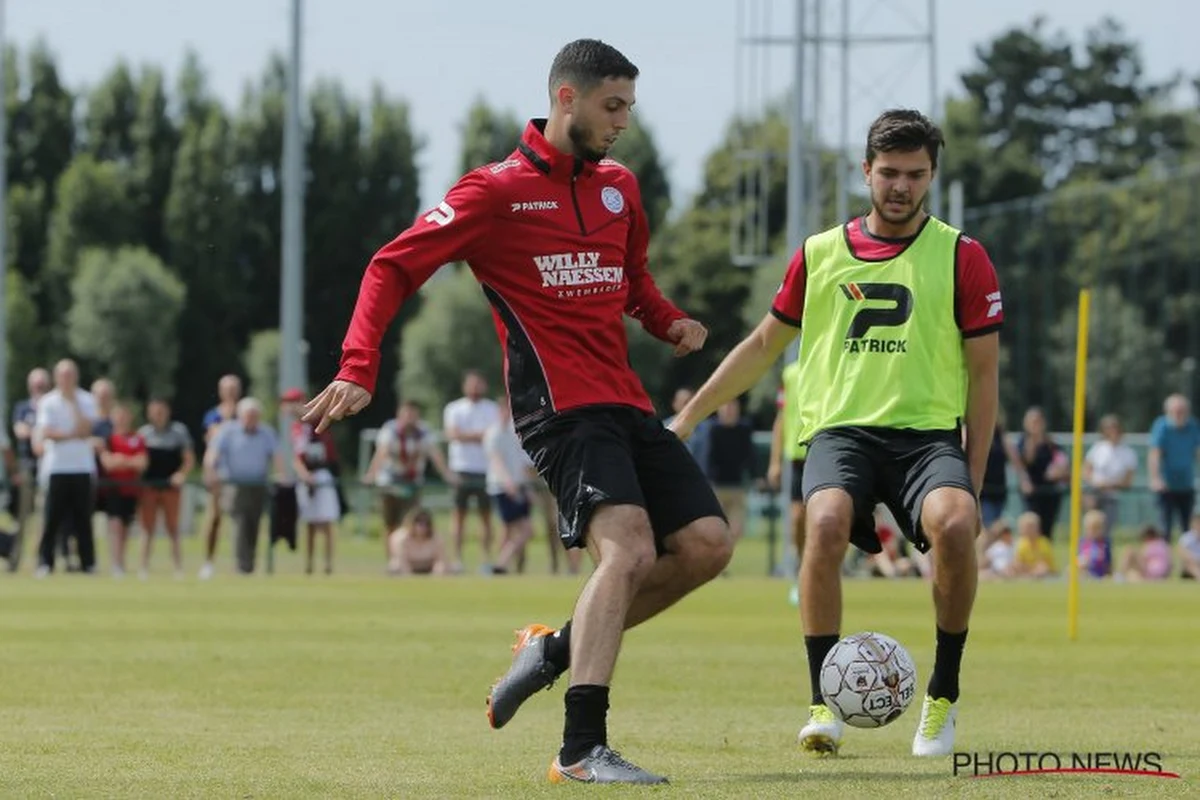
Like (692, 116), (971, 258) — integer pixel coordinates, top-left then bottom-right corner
(819, 632), (917, 729)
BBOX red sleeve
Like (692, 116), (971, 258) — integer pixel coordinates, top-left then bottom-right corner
(336, 170), (494, 393)
(622, 180), (687, 341)
(956, 235), (1004, 337)
(770, 243), (805, 327)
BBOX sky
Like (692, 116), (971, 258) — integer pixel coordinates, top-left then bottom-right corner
(9, 1), (1198, 212)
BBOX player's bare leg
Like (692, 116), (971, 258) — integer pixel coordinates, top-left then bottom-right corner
(913, 486), (978, 756)
(478, 505), (495, 565)
(549, 503), (665, 783)
(621, 516), (731, 628)
(797, 487), (853, 755)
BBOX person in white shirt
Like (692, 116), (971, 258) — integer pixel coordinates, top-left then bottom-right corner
(485, 395), (536, 574)
(442, 370), (500, 570)
(33, 359), (100, 576)
(1082, 414), (1138, 543)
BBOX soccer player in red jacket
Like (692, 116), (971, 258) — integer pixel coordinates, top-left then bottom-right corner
(304, 39), (732, 785)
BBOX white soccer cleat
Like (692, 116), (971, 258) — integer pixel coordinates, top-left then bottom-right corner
(912, 696), (957, 756)
(198, 562), (214, 581)
(798, 704), (844, 756)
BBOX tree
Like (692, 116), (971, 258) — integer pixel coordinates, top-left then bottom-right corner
(457, 97), (521, 174)
(43, 155), (138, 343)
(397, 270), (503, 418)
(67, 247), (187, 399)
(164, 105), (247, 433)
(609, 116), (671, 234)
(5, 271), (44, 407)
(83, 62), (138, 162)
(129, 67), (179, 258)
(10, 42), (75, 205)
(243, 330), (282, 424)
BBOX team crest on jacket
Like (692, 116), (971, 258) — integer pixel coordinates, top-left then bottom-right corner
(601, 186), (624, 214)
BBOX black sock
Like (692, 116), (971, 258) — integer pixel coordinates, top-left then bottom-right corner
(544, 620), (572, 674)
(927, 627), (968, 703)
(560, 684), (609, 764)
(805, 634), (840, 706)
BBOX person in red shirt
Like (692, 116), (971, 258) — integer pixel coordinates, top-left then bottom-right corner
(100, 403), (148, 578)
(303, 39), (731, 785)
(669, 110), (1002, 759)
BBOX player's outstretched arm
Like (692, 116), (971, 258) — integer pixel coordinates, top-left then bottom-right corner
(669, 312), (796, 441)
(304, 171), (494, 433)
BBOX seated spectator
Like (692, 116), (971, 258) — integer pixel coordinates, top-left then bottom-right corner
(1077, 509), (1112, 579)
(1013, 511), (1057, 578)
(1178, 513), (1200, 580)
(869, 506), (927, 579)
(387, 507), (447, 576)
(978, 518), (1016, 580)
(1118, 526), (1172, 582)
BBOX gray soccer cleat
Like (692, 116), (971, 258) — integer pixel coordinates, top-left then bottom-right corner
(486, 623), (563, 729)
(548, 745), (669, 785)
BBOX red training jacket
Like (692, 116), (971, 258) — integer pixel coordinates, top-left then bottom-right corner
(337, 119), (687, 434)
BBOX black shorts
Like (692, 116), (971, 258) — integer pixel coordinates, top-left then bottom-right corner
(492, 490), (532, 524)
(801, 426), (975, 554)
(790, 458), (806, 503)
(106, 494), (138, 525)
(453, 473), (489, 512)
(523, 406), (726, 551)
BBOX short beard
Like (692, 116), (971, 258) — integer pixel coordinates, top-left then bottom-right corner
(567, 121), (607, 163)
(870, 190), (926, 226)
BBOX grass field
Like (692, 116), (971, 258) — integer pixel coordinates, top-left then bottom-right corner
(0, 530), (1195, 798)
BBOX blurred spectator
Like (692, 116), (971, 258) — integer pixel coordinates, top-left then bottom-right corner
(202, 397), (281, 576)
(980, 414), (1018, 529)
(1177, 513), (1200, 579)
(977, 517), (1015, 580)
(33, 360), (100, 577)
(200, 374), (243, 578)
(869, 505), (928, 579)
(1077, 509), (1112, 579)
(529, 474), (582, 575)
(664, 386), (712, 469)
(284, 388), (340, 576)
(364, 400), (456, 550)
(706, 399), (754, 544)
(11, 367), (49, 530)
(1016, 407), (1069, 539)
(484, 394), (535, 575)
(1148, 393), (1199, 541)
(443, 370), (499, 571)
(767, 362), (806, 596)
(99, 403), (148, 578)
(1082, 413), (1137, 543)
(1117, 525), (1172, 582)
(137, 398), (194, 578)
(387, 507), (447, 576)
(0, 429), (19, 571)
(1012, 511), (1056, 578)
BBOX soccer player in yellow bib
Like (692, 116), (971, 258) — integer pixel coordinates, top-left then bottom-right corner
(670, 109), (1003, 757)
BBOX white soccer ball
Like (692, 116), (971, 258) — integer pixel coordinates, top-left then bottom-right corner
(819, 631), (917, 729)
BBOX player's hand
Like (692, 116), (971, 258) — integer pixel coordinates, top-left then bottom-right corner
(1149, 476), (1167, 494)
(303, 380), (372, 434)
(766, 461), (782, 490)
(666, 318), (707, 357)
(667, 417), (693, 442)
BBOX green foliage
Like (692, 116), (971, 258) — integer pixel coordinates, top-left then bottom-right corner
(397, 270), (502, 419)
(243, 330), (282, 425)
(66, 247), (186, 400)
(457, 97), (521, 174)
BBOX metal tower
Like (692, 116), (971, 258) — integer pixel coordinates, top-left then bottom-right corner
(731, 0), (942, 267)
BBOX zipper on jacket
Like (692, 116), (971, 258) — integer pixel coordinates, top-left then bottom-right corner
(570, 159), (587, 234)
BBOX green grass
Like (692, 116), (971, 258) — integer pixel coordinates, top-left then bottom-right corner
(0, 531), (1195, 798)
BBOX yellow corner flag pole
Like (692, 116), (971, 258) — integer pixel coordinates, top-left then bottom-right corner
(1067, 289), (1091, 641)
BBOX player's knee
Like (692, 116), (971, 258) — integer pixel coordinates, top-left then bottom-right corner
(923, 494), (977, 554)
(682, 516), (734, 581)
(806, 496), (852, 555)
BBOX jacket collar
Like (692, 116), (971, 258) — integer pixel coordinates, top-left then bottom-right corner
(518, 118), (598, 183)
